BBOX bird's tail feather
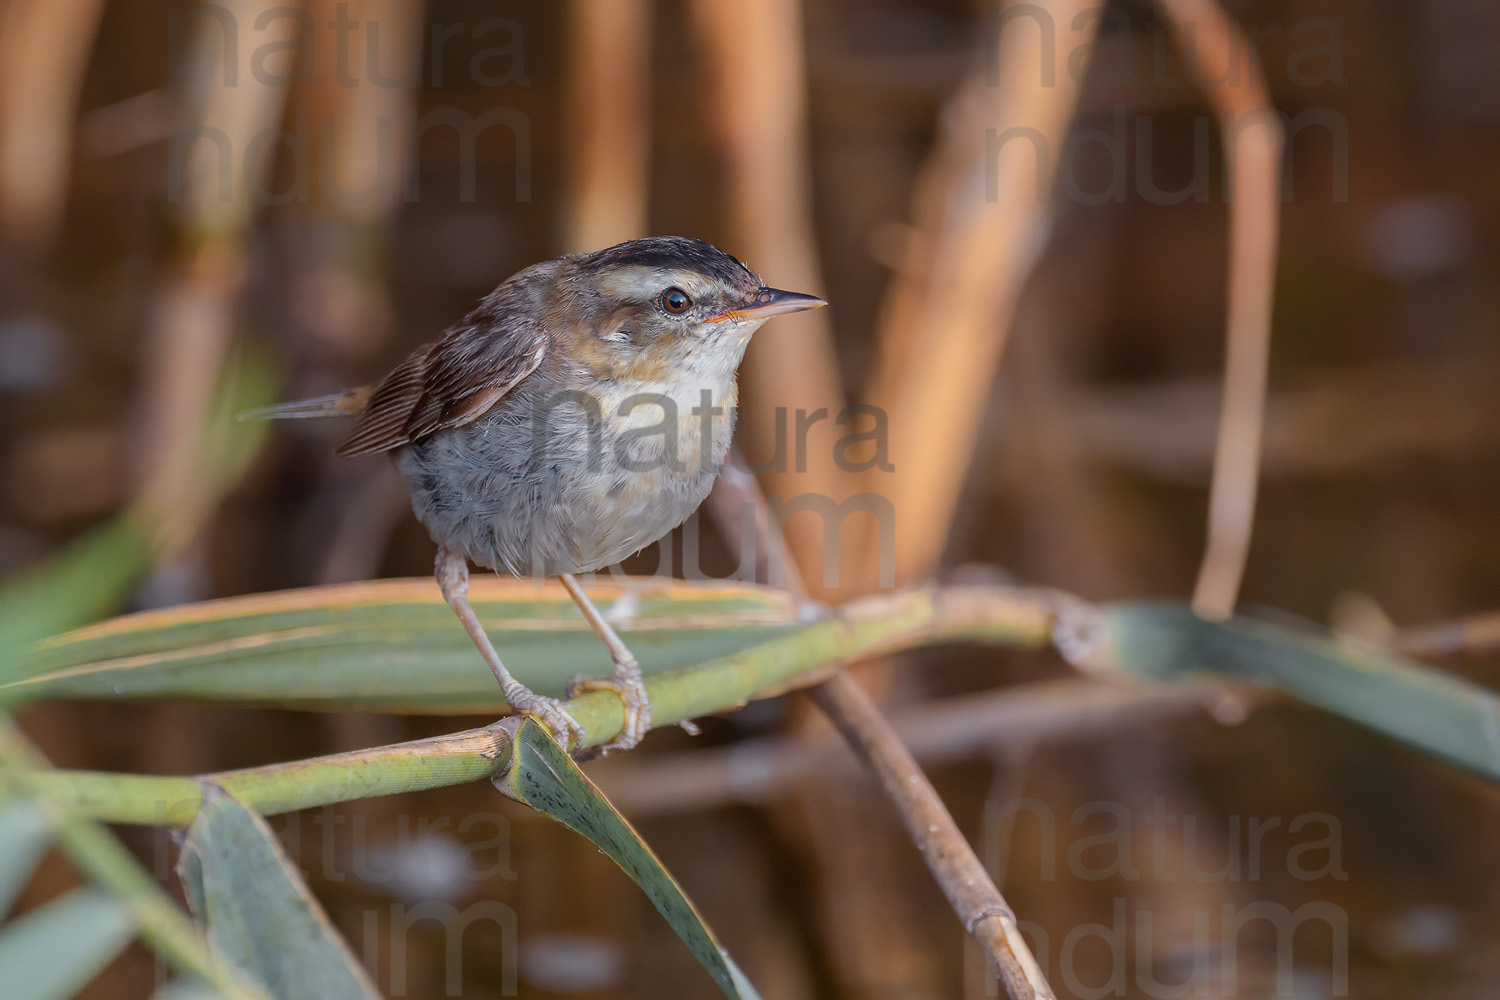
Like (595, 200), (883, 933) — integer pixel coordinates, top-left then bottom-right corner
(237, 387), (371, 421)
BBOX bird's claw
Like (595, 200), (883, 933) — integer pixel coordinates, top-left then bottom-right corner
(508, 692), (587, 753)
(567, 671), (651, 754)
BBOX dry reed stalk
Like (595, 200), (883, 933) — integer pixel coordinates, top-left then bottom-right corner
(299, 0), (420, 225)
(563, 0), (652, 252)
(688, 0), (855, 602)
(1153, 0), (1285, 618)
(135, 0), (304, 553)
(283, 0), (419, 356)
(857, 0), (1098, 589)
(282, 0), (420, 593)
(0, 0), (106, 247)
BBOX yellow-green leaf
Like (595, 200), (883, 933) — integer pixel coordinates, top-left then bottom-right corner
(11, 579), (806, 712)
(0, 521), (154, 684)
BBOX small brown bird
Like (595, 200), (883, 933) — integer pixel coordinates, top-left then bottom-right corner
(253, 236), (825, 752)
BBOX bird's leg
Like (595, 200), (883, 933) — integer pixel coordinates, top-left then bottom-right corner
(558, 573), (652, 753)
(435, 547), (586, 751)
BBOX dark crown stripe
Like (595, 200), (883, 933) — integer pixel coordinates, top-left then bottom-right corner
(583, 236), (756, 285)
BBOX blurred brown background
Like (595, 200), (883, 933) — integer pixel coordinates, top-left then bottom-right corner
(3, 0), (1500, 996)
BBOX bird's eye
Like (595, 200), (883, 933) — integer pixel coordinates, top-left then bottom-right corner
(659, 287), (691, 314)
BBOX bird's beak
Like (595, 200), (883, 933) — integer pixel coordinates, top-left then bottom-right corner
(708, 287), (827, 324)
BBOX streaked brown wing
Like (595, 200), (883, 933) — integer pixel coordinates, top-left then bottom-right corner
(336, 314), (547, 457)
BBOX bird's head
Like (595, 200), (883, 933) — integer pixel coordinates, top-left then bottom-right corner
(549, 236), (825, 381)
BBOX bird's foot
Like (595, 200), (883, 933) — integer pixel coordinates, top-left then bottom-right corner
(506, 689), (587, 753)
(567, 669), (651, 755)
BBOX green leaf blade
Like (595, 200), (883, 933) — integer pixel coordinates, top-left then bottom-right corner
(0, 888), (136, 1000)
(0, 522), (154, 690)
(14, 580), (804, 712)
(501, 719), (762, 1000)
(1104, 600), (1500, 781)
(177, 787), (379, 1000)
(0, 798), (52, 916)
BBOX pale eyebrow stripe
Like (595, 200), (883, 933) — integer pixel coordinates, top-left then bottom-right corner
(594, 266), (718, 301)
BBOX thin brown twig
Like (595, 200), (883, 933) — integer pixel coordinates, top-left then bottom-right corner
(1060, 363), (1500, 481)
(705, 457), (811, 602)
(592, 678), (1212, 816)
(810, 671), (1056, 1000)
(709, 307), (1062, 994)
(1394, 611), (1500, 659)
(1157, 0), (1285, 618)
(752, 15), (1096, 977)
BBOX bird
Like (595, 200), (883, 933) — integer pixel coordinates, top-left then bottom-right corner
(249, 236), (826, 754)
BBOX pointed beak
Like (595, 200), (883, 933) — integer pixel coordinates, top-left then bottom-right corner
(707, 287), (827, 324)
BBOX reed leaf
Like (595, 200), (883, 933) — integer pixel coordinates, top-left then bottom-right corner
(499, 718), (762, 1000)
(1102, 601), (1500, 782)
(0, 889), (135, 1000)
(177, 788), (379, 1000)
(10, 579), (808, 712)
